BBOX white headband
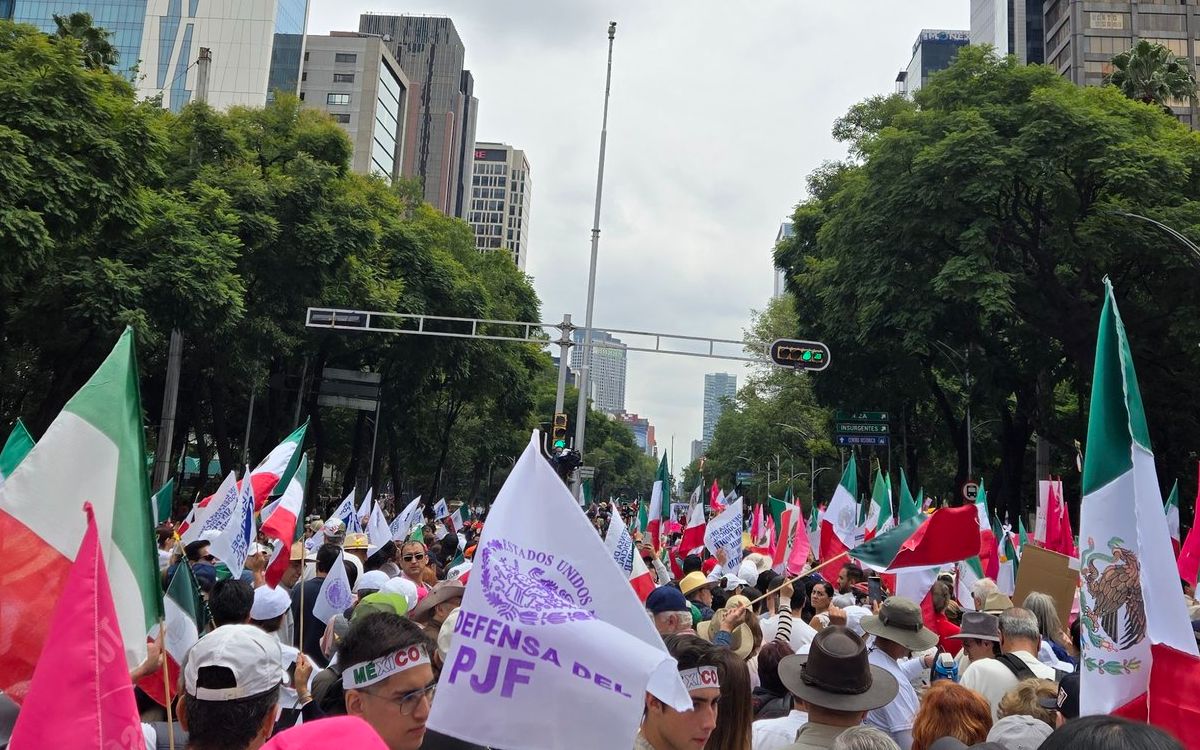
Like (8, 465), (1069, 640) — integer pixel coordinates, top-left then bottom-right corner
(343, 645), (431, 689)
(679, 666), (720, 691)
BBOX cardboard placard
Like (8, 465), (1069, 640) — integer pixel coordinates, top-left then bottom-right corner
(1013, 544), (1077, 628)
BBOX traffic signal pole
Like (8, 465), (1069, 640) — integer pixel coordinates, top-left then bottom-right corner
(573, 21), (619, 498)
(553, 313), (573, 419)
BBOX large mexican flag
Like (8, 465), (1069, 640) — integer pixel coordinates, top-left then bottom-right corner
(1078, 280), (1198, 725)
(0, 329), (161, 701)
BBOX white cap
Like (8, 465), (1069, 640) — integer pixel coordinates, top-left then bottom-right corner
(355, 570), (389, 593)
(250, 586), (290, 621)
(184, 625), (286, 701)
(723, 575), (748, 592)
(381, 576), (418, 612)
(737, 560), (760, 583)
(437, 608), (461, 659)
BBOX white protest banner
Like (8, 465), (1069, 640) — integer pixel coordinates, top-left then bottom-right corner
(180, 471), (238, 546)
(704, 498), (744, 572)
(604, 501), (635, 577)
(434, 498), (450, 519)
(313, 552), (353, 624)
(428, 433), (690, 750)
(207, 475), (256, 579)
(390, 495), (424, 541)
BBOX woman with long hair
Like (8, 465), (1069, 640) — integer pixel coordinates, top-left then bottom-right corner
(910, 681), (993, 750)
(751, 640), (794, 719)
(1022, 591), (1074, 667)
(704, 646), (753, 750)
(807, 581), (836, 630)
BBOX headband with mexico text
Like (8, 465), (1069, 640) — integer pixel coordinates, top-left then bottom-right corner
(343, 644), (431, 689)
(679, 665), (720, 691)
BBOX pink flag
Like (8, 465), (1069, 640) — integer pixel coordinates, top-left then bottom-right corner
(709, 480), (720, 510)
(9, 502), (141, 749)
(1045, 479), (1078, 558)
(787, 505), (811, 575)
(763, 515), (777, 559)
(751, 502), (763, 542)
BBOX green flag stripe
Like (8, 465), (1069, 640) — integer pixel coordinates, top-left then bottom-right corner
(0, 419), (34, 478)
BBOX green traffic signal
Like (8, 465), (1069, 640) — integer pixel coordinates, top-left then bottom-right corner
(553, 439), (566, 449)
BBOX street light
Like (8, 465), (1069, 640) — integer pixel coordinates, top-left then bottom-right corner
(810, 466), (833, 505)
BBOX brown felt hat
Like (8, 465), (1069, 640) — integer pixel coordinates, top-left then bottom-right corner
(778, 627), (898, 712)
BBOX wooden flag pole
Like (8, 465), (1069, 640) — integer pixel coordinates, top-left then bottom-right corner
(745, 551), (849, 608)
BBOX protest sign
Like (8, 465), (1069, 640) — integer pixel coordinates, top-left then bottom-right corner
(1013, 543), (1077, 628)
(704, 498), (744, 572)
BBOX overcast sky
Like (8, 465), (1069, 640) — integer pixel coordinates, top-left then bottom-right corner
(310, 0), (968, 472)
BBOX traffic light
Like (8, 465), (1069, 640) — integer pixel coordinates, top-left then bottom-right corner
(768, 338), (831, 372)
(552, 413), (569, 449)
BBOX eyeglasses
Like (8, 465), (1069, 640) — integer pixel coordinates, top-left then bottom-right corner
(402, 553), (426, 562)
(201, 555), (216, 562)
(364, 683), (437, 715)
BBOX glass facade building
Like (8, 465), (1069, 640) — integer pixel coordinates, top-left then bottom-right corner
(5, 0), (149, 79)
(266, 0), (306, 101)
(570, 330), (627, 415)
(903, 29), (969, 93)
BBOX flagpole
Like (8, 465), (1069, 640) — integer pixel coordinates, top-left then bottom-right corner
(745, 551), (849, 608)
(298, 566), (306, 655)
(159, 618), (176, 750)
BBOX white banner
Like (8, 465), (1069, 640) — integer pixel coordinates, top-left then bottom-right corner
(207, 475), (256, 579)
(313, 552), (353, 624)
(428, 433), (689, 750)
(434, 498), (450, 519)
(180, 471), (238, 546)
(704, 498), (744, 571)
(604, 501), (636, 577)
(390, 496), (424, 541)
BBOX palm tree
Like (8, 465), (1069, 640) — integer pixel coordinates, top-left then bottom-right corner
(1105, 40), (1197, 111)
(52, 12), (119, 72)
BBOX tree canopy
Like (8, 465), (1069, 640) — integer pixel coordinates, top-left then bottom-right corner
(775, 46), (1200, 523)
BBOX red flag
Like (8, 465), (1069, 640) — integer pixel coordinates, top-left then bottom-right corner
(679, 504), (706, 555)
(1110, 644), (1200, 749)
(1180, 522), (1200, 588)
(9, 503), (141, 748)
(1044, 480), (1077, 557)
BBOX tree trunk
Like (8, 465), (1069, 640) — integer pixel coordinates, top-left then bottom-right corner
(206, 377), (237, 476)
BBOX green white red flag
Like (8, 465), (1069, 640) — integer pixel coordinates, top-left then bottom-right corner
(1165, 479), (1181, 557)
(0, 418), (34, 487)
(264, 456), (309, 588)
(0, 328), (161, 702)
(820, 454), (860, 561)
(138, 560), (207, 707)
(604, 501), (655, 601)
(646, 454), (671, 550)
(849, 505), (980, 572)
(1078, 280), (1199, 726)
(9, 503), (143, 747)
(860, 468), (892, 541)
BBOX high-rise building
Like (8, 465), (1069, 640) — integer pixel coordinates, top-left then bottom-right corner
(897, 29), (970, 95)
(143, 0), (310, 111)
(773, 220), (793, 298)
(618, 413), (656, 457)
(469, 142), (532, 269)
(702, 373), (737, 450)
(570, 329), (627, 414)
(690, 439), (705, 463)
(358, 14), (477, 218)
(300, 33), (410, 180)
(1042, 1), (1198, 126)
(5, 1), (149, 79)
(970, 0), (1045, 64)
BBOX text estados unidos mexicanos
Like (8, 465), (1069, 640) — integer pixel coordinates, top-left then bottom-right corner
(487, 538), (595, 607)
(447, 608), (632, 700)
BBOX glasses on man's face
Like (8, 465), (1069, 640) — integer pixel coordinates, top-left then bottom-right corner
(402, 553), (426, 563)
(365, 683), (436, 715)
(201, 554), (216, 562)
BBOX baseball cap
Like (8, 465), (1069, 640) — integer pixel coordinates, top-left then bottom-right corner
(986, 715), (1053, 750)
(250, 585), (291, 621)
(354, 570), (389, 593)
(646, 586), (689, 615)
(184, 624), (287, 701)
(1056, 671), (1079, 719)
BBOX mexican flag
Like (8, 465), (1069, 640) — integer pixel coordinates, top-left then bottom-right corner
(0, 328), (162, 702)
(896, 469), (921, 524)
(860, 468), (892, 541)
(264, 455), (309, 588)
(1165, 480), (1181, 557)
(679, 502), (707, 555)
(974, 480), (999, 579)
(448, 504), (470, 534)
(1078, 280), (1199, 725)
(820, 455), (860, 562)
(768, 494), (799, 571)
(786, 501), (811, 575)
(151, 477), (175, 525)
(646, 454), (671, 550)
(0, 418), (34, 486)
(138, 560), (207, 707)
(850, 505), (981, 573)
(604, 501), (655, 601)
(806, 500), (823, 563)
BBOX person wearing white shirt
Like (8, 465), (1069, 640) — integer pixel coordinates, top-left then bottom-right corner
(960, 607), (1056, 720)
(858, 597), (941, 750)
(752, 707), (809, 750)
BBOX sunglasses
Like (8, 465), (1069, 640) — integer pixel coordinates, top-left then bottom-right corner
(201, 554), (216, 563)
(402, 553), (427, 562)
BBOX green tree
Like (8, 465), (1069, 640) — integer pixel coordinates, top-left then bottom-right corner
(1106, 40), (1197, 110)
(776, 46), (1200, 523)
(52, 12), (119, 71)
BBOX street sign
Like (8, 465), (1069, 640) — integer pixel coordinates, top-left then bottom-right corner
(317, 368), (381, 411)
(579, 466), (596, 480)
(835, 435), (889, 446)
(307, 308), (369, 328)
(735, 471), (754, 484)
(767, 339), (831, 371)
(835, 422), (889, 435)
(835, 410), (889, 422)
(963, 482), (979, 503)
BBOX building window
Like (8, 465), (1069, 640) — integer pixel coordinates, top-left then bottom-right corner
(1086, 36), (1131, 56)
(327, 93), (351, 105)
(299, 92), (305, 101)
(1139, 13), (1185, 32)
(304, 51), (309, 61)
(1142, 37), (1188, 57)
(335, 53), (357, 63)
(334, 73), (356, 83)
(332, 113), (351, 123)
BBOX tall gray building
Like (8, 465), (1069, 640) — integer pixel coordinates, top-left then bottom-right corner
(357, 14), (477, 218)
(970, 0), (1045, 63)
(773, 221), (793, 298)
(570, 330), (627, 414)
(300, 33), (409, 180)
(469, 142), (532, 269)
(1043, 0), (1197, 126)
(702, 373), (737, 450)
(898, 29), (970, 94)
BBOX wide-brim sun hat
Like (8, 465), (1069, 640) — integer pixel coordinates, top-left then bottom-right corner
(860, 596), (940, 652)
(778, 626), (899, 712)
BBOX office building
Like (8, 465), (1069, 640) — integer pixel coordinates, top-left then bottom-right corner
(898, 29), (969, 94)
(1043, 1), (1198, 125)
(970, 0), (1045, 64)
(140, 0), (310, 111)
(618, 413), (656, 458)
(773, 220), (793, 298)
(691, 439), (705, 463)
(702, 373), (737, 450)
(570, 329), (627, 414)
(301, 33), (410, 180)
(469, 142), (532, 269)
(549, 355), (577, 388)
(4, 1), (149, 80)
(358, 14), (477, 218)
